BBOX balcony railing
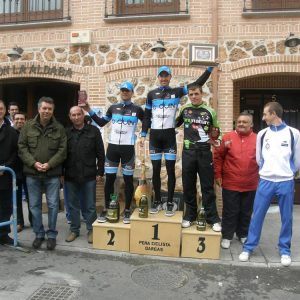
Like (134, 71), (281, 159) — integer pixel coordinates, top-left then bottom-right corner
(105, 0), (189, 19)
(243, 0), (300, 12)
(0, 0), (70, 25)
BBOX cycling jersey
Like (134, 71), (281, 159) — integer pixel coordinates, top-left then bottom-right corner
(141, 68), (212, 136)
(176, 102), (221, 150)
(89, 101), (144, 145)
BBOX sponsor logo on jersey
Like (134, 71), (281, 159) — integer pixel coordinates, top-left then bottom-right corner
(153, 103), (177, 110)
(112, 119), (135, 126)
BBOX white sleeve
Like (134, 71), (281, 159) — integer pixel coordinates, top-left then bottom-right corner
(256, 129), (264, 166)
(292, 128), (300, 172)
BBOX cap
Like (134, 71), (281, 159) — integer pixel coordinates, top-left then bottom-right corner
(157, 66), (171, 76)
(119, 81), (134, 92)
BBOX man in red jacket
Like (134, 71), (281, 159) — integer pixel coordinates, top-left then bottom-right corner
(214, 112), (259, 249)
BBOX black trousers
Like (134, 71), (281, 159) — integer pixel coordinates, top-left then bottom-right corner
(182, 149), (220, 224)
(221, 188), (256, 240)
(0, 189), (12, 237)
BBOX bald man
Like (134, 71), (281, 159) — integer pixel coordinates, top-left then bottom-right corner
(64, 106), (105, 244)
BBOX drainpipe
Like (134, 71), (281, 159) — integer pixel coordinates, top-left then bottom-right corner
(211, 0), (218, 110)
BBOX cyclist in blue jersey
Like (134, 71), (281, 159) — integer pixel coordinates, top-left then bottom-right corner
(83, 82), (144, 224)
(140, 66), (213, 216)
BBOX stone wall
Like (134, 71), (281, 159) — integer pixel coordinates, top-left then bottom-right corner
(1, 38), (297, 194)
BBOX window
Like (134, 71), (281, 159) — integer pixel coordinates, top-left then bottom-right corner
(0, 0), (63, 24)
(244, 0), (300, 11)
(117, 0), (180, 15)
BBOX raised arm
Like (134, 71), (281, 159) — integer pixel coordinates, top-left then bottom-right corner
(187, 67), (213, 89)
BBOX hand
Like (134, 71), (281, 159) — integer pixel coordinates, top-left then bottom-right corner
(0, 172), (3, 176)
(34, 162), (44, 172)
(81, 102), (91, 113)
(208, 139), (220, 147)
(139, 137), (145, 147)
(40, 163), (50, 172)
(216, 178), (222, 187)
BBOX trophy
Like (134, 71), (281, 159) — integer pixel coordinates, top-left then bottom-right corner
(78, 90), (87, 107)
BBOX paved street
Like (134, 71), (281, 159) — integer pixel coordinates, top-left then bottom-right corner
(0, 205), (300, 299)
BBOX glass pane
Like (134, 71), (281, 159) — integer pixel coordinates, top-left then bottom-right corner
(126, 0), (145, 4)
(0, 0), (21, 13)
(153, 0), (173, 3)
(29, 0), (62, 11)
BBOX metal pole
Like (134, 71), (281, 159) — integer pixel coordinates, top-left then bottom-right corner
(0, 166), (18, 247)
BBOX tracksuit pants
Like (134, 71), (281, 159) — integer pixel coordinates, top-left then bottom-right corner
(243, 179), (294, 256)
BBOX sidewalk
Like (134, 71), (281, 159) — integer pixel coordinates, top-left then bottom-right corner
(17, 204), (300, 268)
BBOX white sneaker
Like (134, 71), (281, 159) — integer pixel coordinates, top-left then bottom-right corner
(221, 239), (231, 249)
(240, 237), (247, 244)
(182, 220), (192, 228)
(212, 222), (222, 232)
(239, 251), (250, 262)
(281, 255), (291, 267)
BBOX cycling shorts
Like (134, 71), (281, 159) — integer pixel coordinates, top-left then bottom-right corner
(104, 144), (135, 176)
(149, 128), (176, 161)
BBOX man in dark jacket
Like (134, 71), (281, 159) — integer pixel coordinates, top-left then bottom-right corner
(13, 112), (32, 232)
(0, 100), (18, 245)
(64, 106), (105, 244)
(18, 97), (67, 250)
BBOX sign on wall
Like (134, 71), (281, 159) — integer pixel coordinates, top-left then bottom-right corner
(0, 64), (72, 78)
(189, 43), (218, 66)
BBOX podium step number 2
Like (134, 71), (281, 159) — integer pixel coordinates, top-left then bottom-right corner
(92, 220), (130, 252)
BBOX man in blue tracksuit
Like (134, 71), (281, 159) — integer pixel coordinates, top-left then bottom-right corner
(239, 101), (300, 267)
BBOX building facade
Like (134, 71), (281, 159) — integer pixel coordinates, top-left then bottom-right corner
(1, 0), (299, 206)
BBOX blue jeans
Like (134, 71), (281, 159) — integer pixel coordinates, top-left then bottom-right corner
(65, 180), (97, 234)
(26, 176), (60, 239)
(64, 185), (87, 222)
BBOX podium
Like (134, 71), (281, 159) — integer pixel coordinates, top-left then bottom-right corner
(130, 209), (182, 257)
(92, 220), (130, 252)
(181, 225), (221, 259)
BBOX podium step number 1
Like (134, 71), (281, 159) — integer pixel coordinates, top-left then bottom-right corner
(130, 210), (182, 257)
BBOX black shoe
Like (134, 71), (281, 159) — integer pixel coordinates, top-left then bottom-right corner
(165, 202), (175, 217)
(32, 237), (45, 249)
(149, 202), (163, 214)
(47, 238), (56, 250)
(97, 210), (107, 223)
(0, 235), (14, 245)
(123, 209), (131, 224)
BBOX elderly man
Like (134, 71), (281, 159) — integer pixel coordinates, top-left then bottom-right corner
(64, 106), (105, 244)
(18, 97), (67, 250)
(214, 112), (259, 249)
(0, 100), (18, 245)
(239, 102), (300, 267)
